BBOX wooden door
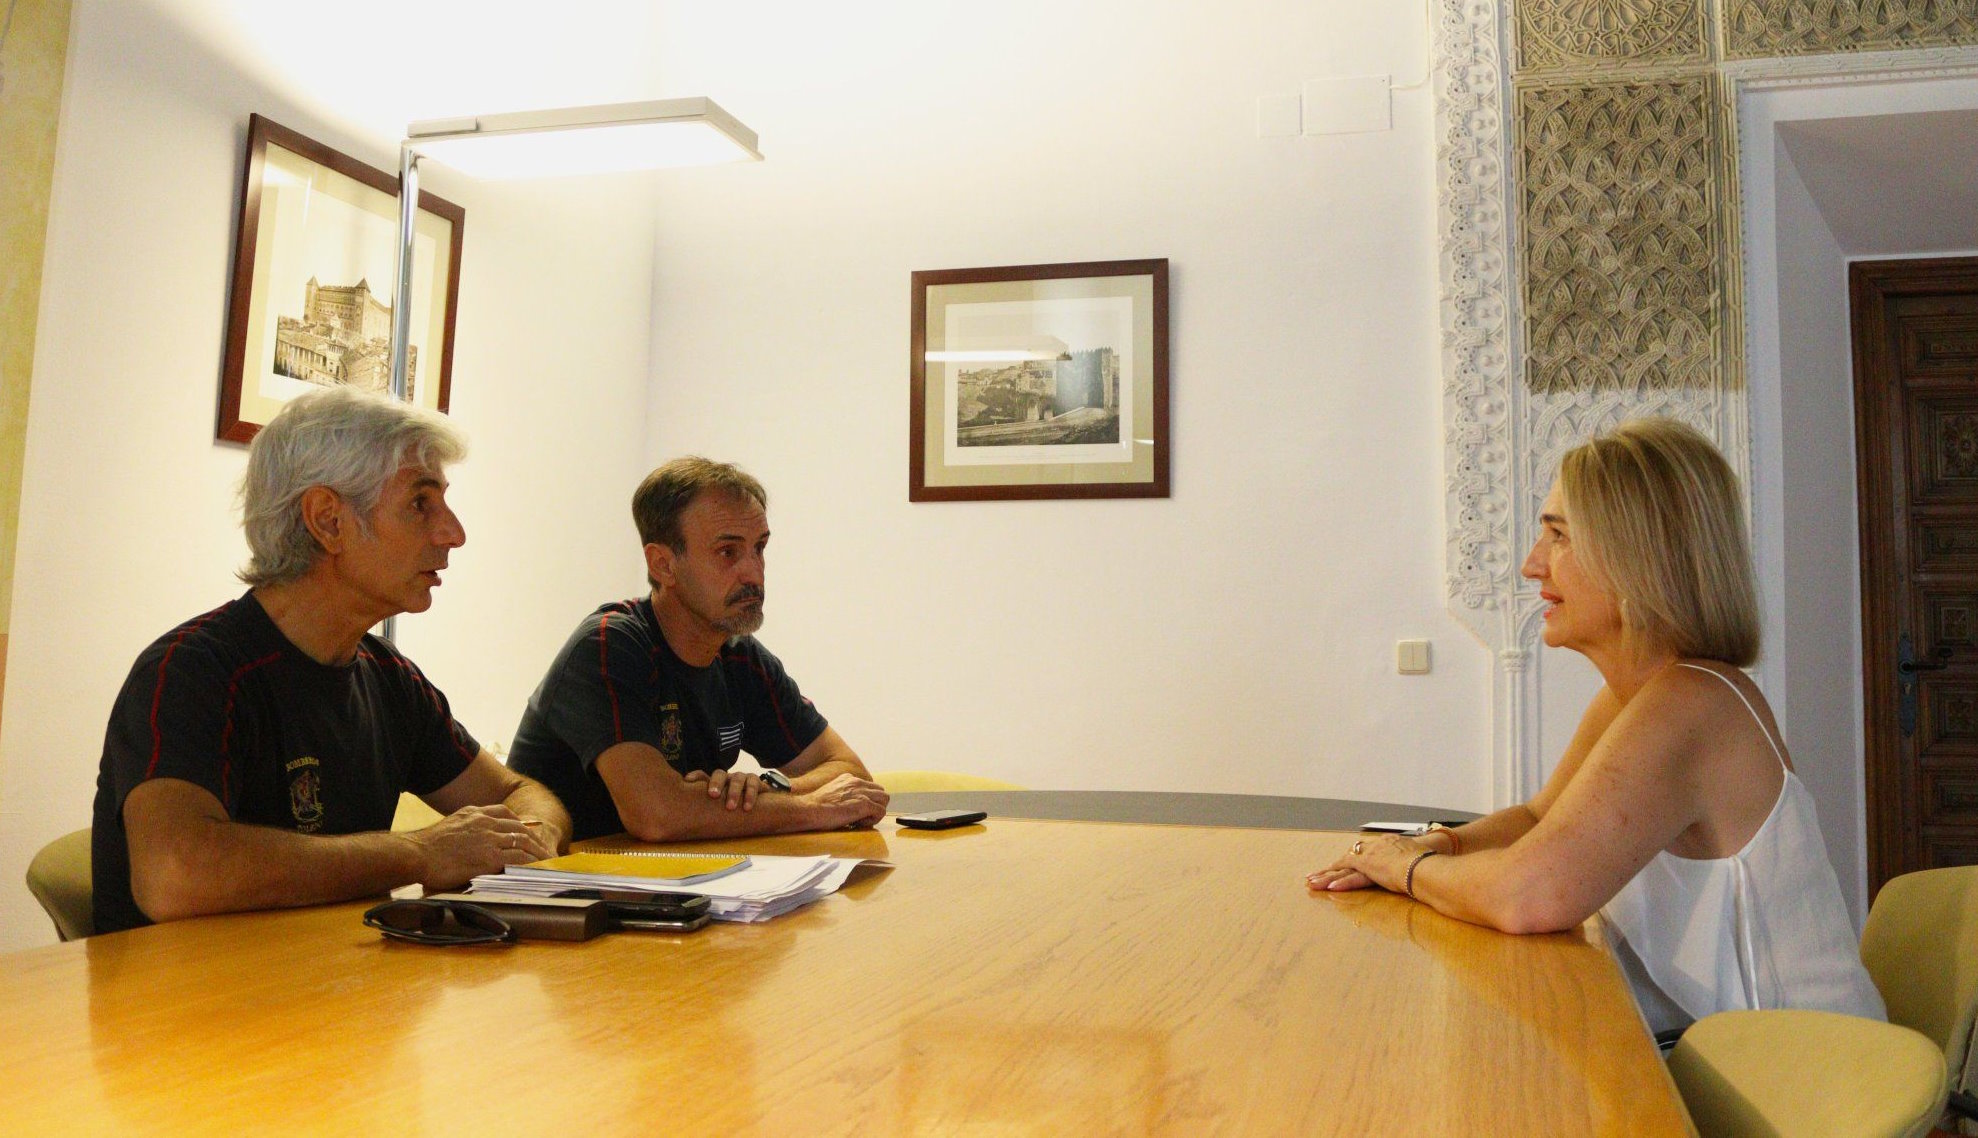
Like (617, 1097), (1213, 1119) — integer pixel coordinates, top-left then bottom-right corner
(1853, 257), (1978, 898)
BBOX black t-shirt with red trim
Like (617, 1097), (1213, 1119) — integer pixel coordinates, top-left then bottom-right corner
(507, 596), (828, 842)
(90, 592), (480, 935)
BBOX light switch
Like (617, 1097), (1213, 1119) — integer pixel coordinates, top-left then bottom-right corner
(1396, 639), (1431, 675)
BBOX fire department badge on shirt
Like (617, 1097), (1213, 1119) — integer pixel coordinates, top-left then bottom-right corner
(286, 755), (324, 832)
(657, 703), (684, 763)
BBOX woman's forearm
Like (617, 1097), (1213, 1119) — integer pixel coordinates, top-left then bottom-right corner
(1435, 804), (1540, 855)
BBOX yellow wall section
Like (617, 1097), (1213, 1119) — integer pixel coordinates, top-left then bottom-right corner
(0, 0), (73, 696)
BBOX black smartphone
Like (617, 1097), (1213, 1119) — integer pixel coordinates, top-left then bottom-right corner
(897, 809), (987, 830)
(614, 912), (712, 933)
(1359, 820), (1469, 834)
(552, 887), (711, 923)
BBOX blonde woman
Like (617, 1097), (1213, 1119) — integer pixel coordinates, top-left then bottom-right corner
(1309, 418), (1885, 1038)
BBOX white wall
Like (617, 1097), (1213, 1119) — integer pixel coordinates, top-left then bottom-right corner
(634, 0), (1493, 801)
(1771, 136), (1863, 920)
(0, 0), (656, 950)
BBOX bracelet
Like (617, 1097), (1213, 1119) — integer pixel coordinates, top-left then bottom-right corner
(1404, 849), (1439, 900)
(1418, 821), (1461, 856)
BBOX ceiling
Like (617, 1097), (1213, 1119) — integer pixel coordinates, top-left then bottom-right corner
(143, 0), (1978, 259)
(135, 0), (675, 152)
(1779, 107), (1978, 255)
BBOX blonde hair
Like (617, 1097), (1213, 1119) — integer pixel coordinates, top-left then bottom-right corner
(1558, 418), (1759, 666)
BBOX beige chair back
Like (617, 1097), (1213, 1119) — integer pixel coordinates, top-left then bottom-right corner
(26, 827), (94, 941)
(1863, 866), (1978, 1075)
(391, 792), (443, 831)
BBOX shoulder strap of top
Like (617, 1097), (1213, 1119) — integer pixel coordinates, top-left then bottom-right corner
(1675, 662), (1787, 771)
(1674, 662), (1777, 1014)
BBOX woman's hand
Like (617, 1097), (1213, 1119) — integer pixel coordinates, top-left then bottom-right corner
(1306, 833), (1438, 894)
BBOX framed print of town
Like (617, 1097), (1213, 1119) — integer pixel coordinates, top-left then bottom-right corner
(217, 114), (465, 443)
(910, 259), (1169, 501)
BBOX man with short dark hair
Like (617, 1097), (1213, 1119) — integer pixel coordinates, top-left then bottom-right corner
(508, 457), (888, 842)
(91, 386), (569, 935)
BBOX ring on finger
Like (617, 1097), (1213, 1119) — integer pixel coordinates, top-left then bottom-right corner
(1351, 840), (1364, 854)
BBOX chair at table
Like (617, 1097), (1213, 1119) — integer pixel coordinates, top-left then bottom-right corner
(26, 827), (94, 941)
(1861, 865), (1978, 1133)
(391, 792), (442, 831)
(1668, 1009), (1945, 1138)
(1668, 864), (1978, 1137)
(871, 770), (1026, 793)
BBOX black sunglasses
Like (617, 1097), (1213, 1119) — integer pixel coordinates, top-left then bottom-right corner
(363, 898), (516, 947)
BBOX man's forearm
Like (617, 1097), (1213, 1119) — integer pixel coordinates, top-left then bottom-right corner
(500, 779), (573, 852)
(600, 738), (883, 842)
(133, 818), (424, 923)
(786, 757), (869, 795)
(626, 788), (861, 842)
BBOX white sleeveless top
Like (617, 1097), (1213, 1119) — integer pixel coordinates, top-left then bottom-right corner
(1598, 664), (1887, 1035)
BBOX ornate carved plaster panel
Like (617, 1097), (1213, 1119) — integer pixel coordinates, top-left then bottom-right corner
(1525, 390), (1725, 533)
(1439, 2), (1747, 806)
(1516, 0), (1710, 73)
(1436, 0), (1519, 630)
(1726, 0), (1978, 60)
(1723, 40), (1978, 83)
(1515, 76), (1728, 397)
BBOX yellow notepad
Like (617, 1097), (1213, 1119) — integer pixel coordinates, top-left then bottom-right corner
(508, 850), (750, 888)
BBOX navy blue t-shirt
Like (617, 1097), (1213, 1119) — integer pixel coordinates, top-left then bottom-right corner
(90, 593), (480, 934)
(507, 596), (828, 841)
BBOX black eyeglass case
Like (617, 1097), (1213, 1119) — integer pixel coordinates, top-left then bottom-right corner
(424, 894), (610, 942)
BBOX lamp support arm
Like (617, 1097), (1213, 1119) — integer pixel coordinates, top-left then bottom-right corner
(379, 141), (422, 646)
(389, 142), (419, 404)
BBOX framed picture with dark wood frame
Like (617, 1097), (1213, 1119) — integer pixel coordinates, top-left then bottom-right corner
(217, 113), (465, 443)
(910, 259), (1169, 501)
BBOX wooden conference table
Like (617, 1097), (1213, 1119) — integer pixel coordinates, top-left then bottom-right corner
(0, 794), (1692, 1135)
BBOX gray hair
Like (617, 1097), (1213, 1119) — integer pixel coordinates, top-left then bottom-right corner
(237, 386), (467, 587)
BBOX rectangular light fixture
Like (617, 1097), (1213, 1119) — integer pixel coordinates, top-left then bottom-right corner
(381, 94), (758, 645)
(406, 97), (762, 179)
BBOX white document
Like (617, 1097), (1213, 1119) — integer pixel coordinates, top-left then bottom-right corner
(468, 854), (891, 923)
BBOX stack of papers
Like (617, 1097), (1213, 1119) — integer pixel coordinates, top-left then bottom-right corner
(498, 850), (751, 888)
(468, 854), (884, 923)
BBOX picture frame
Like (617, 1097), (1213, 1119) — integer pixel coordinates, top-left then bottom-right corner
(910, 259), (1169, 501)
(217, 114), (465, 443)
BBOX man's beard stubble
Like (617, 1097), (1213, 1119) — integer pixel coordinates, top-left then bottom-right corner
(712, 585), (764, 639)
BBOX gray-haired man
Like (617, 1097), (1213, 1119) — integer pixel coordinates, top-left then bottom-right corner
(90, 386), (569, 935)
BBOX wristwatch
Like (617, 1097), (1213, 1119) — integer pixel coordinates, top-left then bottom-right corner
(760, 769), (792, 792)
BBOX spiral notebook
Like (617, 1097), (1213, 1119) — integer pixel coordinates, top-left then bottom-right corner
(503, 850), (751, 889)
